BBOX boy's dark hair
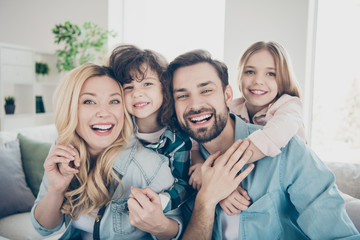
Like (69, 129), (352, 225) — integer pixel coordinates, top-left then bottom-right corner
(164, 49), (229, 130)
(109, 44), (173, 127)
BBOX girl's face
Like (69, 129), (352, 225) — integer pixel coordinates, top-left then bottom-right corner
(122, 66), (163, 122)
(240, 49), (278, 115)
(76, 75), (125, 157)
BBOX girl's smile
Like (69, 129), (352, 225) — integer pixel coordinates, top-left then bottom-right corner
(248, 89), (268, 95)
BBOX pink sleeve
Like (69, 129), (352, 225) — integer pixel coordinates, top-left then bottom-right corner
(248, 95), (306, 157)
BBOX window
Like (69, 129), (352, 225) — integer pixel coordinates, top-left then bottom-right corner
(311, 0), (360, 164)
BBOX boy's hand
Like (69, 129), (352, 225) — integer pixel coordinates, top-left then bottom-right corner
(219, 186), (251, 216)
(188, 163), (203, 190)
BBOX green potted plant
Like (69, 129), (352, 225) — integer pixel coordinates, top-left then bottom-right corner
(52, 21), (117, 72)
(4, 96), (15, 114)
(35, 62), (50, 82)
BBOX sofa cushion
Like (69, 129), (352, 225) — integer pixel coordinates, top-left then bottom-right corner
(18, 133), (52, 197)
(326, 162), (360, 199)
(0, 212), (65, 239)
(0, 139), (35, 218)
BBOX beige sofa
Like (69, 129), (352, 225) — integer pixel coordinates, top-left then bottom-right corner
(0, 124), (64, 240)
(0, 125), (359, 239)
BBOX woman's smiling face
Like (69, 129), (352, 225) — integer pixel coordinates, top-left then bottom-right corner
(76, 75), (125, 157)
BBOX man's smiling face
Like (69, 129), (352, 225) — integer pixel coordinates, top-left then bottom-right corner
(172, 62), (232, 143)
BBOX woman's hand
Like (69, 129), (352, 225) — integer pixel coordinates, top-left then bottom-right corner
(34, 144), (79, 229)
(43, 143), (79, 193)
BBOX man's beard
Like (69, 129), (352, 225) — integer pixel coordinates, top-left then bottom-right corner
(179, 106), (228, 143)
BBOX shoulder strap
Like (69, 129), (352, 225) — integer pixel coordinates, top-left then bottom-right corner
(93, 204), (107, 240)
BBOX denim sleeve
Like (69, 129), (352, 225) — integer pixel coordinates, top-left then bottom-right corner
(281, 138), (360, 238)
(30, 174), (64, 236)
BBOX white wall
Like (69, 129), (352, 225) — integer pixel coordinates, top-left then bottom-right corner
(113, 0), (225, 62)
(0, 0), (109, 53)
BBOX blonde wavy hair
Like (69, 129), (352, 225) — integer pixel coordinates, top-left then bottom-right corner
(237, 41), (301, 98)
(53, 63), (133, 219)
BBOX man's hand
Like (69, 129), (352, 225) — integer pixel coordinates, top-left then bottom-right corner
(198, 139), (254, 208)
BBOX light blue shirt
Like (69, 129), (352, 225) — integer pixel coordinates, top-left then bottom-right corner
(183, 114), (360, 239)
(31, 135), (183, 239)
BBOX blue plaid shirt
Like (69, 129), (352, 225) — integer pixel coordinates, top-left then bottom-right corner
(138, 127), (194, 211)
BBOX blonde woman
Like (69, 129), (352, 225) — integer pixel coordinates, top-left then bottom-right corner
(30, 63), (182, 239)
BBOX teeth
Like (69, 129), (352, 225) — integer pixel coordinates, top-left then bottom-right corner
(190, 114), (211, 122)
(250, 90), (266, 95)
(134, 103), (148, 107)
(92, 125), (112, 130)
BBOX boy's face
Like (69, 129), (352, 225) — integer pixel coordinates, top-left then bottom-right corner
(122, 66), (163, 122)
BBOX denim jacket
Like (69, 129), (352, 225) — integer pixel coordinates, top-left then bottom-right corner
(182, 114), (359, 239)
(31, 135), (183, 239)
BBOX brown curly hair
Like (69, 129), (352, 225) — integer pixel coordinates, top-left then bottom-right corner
(109, 44), (174, 128)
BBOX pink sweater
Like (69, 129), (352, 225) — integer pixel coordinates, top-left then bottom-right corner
(230, 94), (306, 157)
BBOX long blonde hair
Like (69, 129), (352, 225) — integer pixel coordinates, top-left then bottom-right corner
(237, 41), (301, 98)
(53, 63), (133, 219)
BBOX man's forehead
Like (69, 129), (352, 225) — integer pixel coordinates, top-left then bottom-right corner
(173, 62), (219, 88)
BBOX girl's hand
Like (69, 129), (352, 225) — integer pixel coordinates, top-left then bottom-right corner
(219, 186), (251, 216)
(43, 143), (79, 193)
(188, 163), (203, 190)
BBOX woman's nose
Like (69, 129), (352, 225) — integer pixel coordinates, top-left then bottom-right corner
(95, 106), (110, 118)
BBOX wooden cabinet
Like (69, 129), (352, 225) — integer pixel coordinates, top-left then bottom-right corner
(0, 43), (59, 131)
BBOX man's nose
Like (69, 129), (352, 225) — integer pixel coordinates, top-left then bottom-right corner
(189, 94), (205, 108)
